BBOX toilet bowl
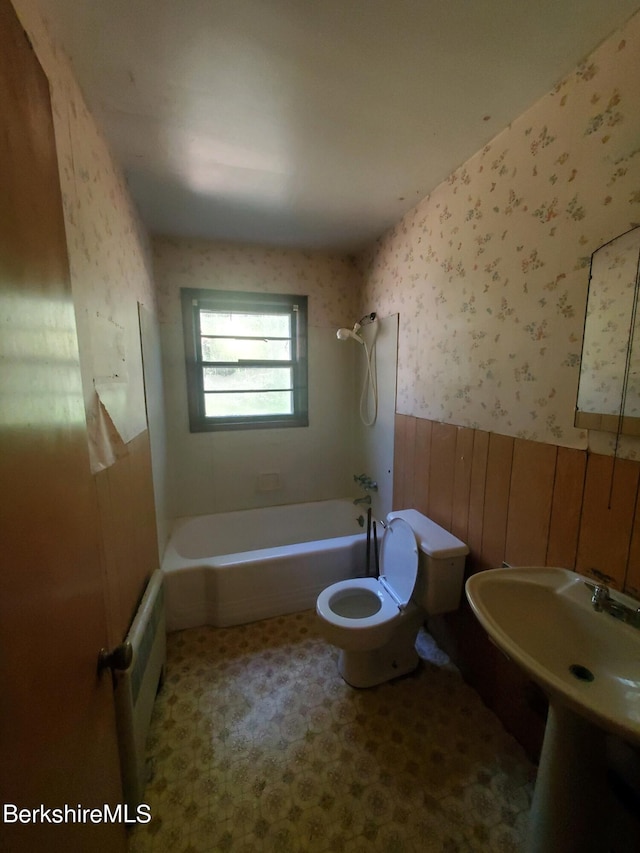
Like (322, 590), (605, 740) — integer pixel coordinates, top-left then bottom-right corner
(316, 509), (468, 688)
(316, 576), (418, 652)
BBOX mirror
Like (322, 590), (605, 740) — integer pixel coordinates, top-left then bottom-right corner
(575, 225), (640, 436)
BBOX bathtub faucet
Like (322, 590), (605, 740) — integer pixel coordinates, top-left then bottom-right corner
(353, 495), (372, 506)
(353, 473), (378, 492)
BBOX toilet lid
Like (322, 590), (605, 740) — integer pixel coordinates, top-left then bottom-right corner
(379, 517), (419, 607)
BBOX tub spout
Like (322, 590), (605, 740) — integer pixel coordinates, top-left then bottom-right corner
(353, 495), (372, 506)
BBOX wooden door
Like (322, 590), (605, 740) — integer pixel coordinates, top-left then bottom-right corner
(0, 1), (126, 850)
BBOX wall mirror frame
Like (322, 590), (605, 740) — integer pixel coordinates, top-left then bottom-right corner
(575, 225), (640, 437)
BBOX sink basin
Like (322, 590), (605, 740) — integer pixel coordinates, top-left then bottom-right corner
(465, 566), (640, 745)
(467, 566), (640, 851)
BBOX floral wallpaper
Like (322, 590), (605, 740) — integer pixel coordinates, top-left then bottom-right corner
(360, 10), (640, 456)
(12, 0), (158, 456)
(153, 237), (359, 330)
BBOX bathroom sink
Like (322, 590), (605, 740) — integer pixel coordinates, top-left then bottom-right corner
(465, 566), (640, 745)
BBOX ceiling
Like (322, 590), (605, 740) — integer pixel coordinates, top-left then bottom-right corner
(35, 0), (640, 252)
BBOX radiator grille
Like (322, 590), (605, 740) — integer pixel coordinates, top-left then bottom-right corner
(113, 570), (166, 809)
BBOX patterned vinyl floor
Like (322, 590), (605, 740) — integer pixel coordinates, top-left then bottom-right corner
(129, 610), (534, 852)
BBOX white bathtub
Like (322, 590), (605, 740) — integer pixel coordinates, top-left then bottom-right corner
(162, 499), (368, 630)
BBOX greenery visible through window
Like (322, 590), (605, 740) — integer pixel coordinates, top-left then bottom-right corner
(181, 288), (308, 431)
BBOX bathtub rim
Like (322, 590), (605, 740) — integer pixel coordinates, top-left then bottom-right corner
(162, 497), (368, 569)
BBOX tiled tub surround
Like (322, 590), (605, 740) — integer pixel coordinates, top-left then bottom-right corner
(130, 610), (533, 852)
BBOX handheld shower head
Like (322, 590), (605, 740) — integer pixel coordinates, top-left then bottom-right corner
(336, 326), (364, 343)
(336, 312), (379, 426)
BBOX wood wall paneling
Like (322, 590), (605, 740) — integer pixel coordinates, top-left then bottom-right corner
(413, 417), (433, 515)
(481, 432), (514, 569)
(487, 650), (548, 761)
(105, 453), (137, 639)
(129, 430), (160, 597)
(392, 414), (411, 510)
(576, 455), (639, 589)
(427, 421), (457, 529)
(467, 429), (490, 570)
(451, 427), (475, 544)
(95, 431), (160, 646)
(94, 469), (120, 650)
(546, 447), (587, 569)
(399, 415), (640, 766)
(394, 414), (640, 598)
(626, 495), (640, 598)
(504, 438), (557, 567)
(392, 414), (406, 510)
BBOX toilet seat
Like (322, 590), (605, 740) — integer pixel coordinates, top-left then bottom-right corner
(316, 517), (420, 631)
(378, 516), (419, 608)
(316, 577), (400, 629)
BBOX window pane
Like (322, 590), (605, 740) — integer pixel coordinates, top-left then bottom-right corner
(203, 366), (293, 392)
(204, 390), (293, 417)
(181, 288), (307, 431)
(200, 310), (291, 338)
(201, 337), (291, 362)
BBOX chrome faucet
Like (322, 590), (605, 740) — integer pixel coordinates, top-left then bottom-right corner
(590, 584), (609, 612)
(586, 582), (640, 629)
(353, 495), (372, 506)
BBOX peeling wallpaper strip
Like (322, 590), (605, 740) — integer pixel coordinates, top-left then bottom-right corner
(87, 389), (128, 473)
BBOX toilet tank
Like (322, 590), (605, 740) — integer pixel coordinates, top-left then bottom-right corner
(387, 509), (469, 615)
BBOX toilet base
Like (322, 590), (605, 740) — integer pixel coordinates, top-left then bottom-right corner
(336, 617), (423, 688)
(338, 646), (420, 688)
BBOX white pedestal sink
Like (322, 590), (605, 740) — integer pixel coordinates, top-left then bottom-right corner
(465, 567), (640, 853)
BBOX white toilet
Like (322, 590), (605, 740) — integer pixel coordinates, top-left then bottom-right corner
(316, 509), (469, 688)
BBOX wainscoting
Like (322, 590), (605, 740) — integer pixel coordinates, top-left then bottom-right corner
(393, 414), (640, 757)
(95, 429), (160, 648)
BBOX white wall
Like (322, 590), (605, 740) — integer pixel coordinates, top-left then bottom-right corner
(153, 236), (361, 518)
(351, 314), (399, 522)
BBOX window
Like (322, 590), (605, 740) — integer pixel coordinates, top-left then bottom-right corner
(181, 288), (308, 432)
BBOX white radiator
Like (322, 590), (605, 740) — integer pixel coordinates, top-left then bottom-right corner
(113, 570), (166, 809)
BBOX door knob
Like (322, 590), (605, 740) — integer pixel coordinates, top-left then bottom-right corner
(97, 641), (133, 674)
